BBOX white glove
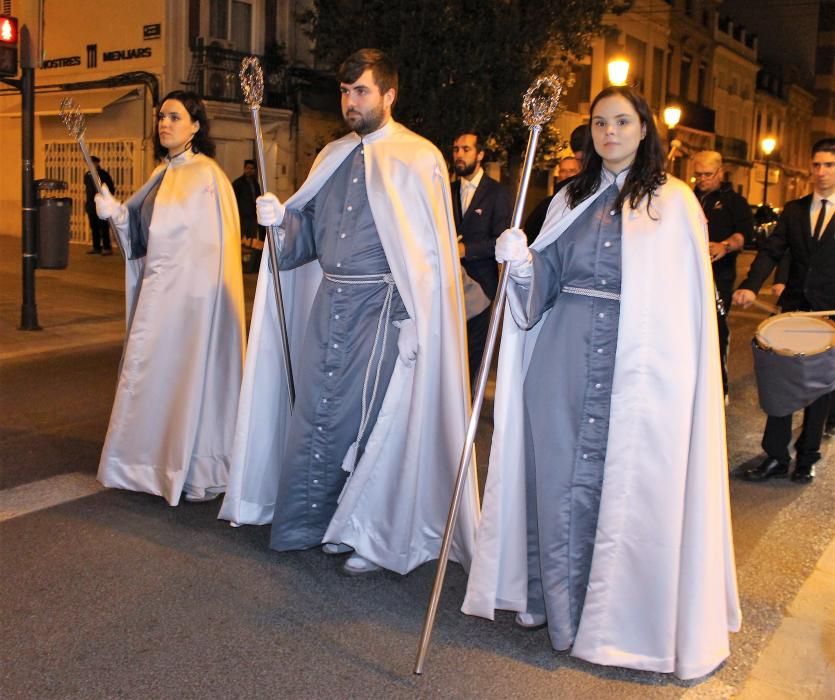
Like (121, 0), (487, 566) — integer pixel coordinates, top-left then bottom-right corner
(94, 184), (127, 225)
(256, 192), (286, 227)
(495, 227), (532, 278)
(394, 318), (418, 367)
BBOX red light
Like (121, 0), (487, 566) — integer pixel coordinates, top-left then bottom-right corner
(0, 17), (17, 44)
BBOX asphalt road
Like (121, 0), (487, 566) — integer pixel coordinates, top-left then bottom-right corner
(1, 251), (833, 699)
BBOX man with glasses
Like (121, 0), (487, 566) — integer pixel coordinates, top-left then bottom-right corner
(693, 150), (753, 402)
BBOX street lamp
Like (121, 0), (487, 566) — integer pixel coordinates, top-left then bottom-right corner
(664, 105), (683, 168)
(607, 57), (630, 86)
(663, 105), (682, 130)
(761, 136), (776, 205)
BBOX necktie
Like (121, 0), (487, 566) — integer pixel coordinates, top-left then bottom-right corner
(814, 200), (828, 240)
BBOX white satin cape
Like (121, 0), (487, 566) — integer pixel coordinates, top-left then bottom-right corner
(219, 120), (480, 575)
(99, 151), (246, 505)
(461, 176), (741, 679)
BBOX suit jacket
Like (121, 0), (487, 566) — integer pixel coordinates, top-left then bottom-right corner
(739, 194), (835, 311)
(84, 168), (115, 214)
(452, 173), (511, 299)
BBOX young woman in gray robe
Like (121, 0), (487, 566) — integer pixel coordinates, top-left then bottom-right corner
(463, 87), (740, 680)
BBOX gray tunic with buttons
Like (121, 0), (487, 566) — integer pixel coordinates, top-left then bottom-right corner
(269, 144), (407, 551)
(519, 182), (623, 649)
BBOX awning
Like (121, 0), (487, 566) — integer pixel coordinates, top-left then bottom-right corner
(0, 86), (140, 118)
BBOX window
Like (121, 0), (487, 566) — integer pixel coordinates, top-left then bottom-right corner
(231, 1), (253, 52)
(697, 61), (707, 102)
(209, 0), (254, 51)
(680, 53), (692, 100)
(652, 47), (664, 109)
(210, 0), (228, 38)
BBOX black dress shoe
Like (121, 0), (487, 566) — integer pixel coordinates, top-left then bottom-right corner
(742, 457), (789, 482)
(790, 465), (815, 484)
(86, 249), (102, 255)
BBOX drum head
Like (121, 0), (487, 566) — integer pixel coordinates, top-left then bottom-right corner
(755, 313), (835, 356)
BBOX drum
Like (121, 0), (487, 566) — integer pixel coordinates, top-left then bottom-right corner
(752, 312), (835, 417)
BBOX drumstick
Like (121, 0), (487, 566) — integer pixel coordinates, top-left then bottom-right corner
(796, 309), (835, 318)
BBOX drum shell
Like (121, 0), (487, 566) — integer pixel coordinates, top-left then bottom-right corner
(752, 341), (835, 416)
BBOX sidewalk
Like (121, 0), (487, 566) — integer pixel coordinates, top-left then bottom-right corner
(0, 235), (127, 361)
(0, 234), (258, 362)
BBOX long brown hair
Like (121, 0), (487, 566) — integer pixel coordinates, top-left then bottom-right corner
(566, 86), (666, 213)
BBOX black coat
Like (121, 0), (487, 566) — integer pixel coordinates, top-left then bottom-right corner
(739, 194), (835, 311)
(84, 168), (115, 215)
(451, 173), (511, 299)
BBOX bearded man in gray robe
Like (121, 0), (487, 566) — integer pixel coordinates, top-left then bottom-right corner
(219, 49), (478, 577)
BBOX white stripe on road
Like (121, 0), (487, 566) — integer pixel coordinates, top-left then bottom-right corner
(0, 472), (104, 523)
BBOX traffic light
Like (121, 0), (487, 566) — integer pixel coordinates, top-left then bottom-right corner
(0, 16), (18, 77)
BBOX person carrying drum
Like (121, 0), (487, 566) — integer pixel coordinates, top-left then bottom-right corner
(733, 137), (835, 484)
(693, 150), (754, 403)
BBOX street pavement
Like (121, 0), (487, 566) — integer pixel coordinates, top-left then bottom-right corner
(1, 234), (833, 699)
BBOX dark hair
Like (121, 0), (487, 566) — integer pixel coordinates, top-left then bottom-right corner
(812, 137), (835, 156)
(244, 159), (256, 167)
(338, 49), (398, 106)
(153, 90), (216, 160)
(454, 131), (484, 153)
(567, 86), (666, 213)
(570, 124), (589, 153)
(91, 155), (101, 164)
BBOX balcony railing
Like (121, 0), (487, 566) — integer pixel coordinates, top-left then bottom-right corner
(715, 135), (749, 162)
(186, 46), (290, 109)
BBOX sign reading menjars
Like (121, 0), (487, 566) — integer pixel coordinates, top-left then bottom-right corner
(103, 47), (152, 62)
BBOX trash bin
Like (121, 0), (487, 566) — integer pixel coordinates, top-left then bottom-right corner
(36, 179), (72, 269)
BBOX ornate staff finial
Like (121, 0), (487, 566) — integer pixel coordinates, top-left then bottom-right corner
(522, 74), (563, 128)
(240, 56), (265, 108)
(59, 97), (86, 139)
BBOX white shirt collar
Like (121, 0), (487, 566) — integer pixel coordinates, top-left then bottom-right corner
(460, 167), (484, 190)
(813, 191), (832, 208)
(601, 166), (629, 190)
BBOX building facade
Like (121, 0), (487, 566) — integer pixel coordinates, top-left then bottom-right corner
(0, 0), (335, 241)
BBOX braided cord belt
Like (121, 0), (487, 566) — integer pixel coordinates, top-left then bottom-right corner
(323, 271), (396, 471)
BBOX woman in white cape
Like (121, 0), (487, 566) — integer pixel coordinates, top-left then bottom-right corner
(94, 90), (246, 506)
(462, 86), (740, 680)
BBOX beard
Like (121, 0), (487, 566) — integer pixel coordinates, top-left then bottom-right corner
(453, 159), (478, 177)
(343, 102), (386, 136)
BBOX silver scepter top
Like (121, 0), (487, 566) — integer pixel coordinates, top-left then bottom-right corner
(522, 74), (563, 127)
(240, 56), (265, 108)
(59, 96), (86, 139)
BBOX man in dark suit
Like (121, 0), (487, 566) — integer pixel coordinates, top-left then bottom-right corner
(232, 159), (263, 241)
(734, 137), (835, 484)
(84, 156), (116, 255)
(451, 132), (512, 382)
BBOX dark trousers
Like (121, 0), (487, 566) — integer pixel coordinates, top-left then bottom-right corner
(714, 274), (734, 395)
(467, 305), (491, 388)
(762, 392), (831, 468)
(86, 209), (112, 251)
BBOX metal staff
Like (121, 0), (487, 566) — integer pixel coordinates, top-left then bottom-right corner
(413, 75), (563, 675)
(58, 97), (124, 259)
(240, 56), (296, 411)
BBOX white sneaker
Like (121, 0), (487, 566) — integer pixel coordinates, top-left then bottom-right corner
(515, 611), (547, 629)
(343, 553), (381, 575)
(322, 542), (354, 555)
(184, 491), (220, 503)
